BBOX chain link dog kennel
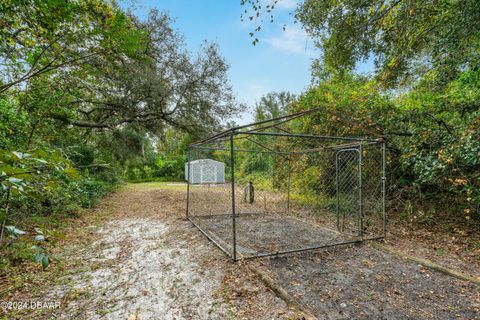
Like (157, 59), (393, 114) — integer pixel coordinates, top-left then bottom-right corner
(186, 108), (386, 261)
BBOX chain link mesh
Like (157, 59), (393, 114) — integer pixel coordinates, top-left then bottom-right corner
(187, 133), (386, 260)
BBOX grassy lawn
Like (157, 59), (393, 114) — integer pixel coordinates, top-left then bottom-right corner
(125, 181), (187, 191)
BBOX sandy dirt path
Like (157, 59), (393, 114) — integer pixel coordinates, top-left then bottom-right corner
(3, 183), (478, 320)
(41, 184), (302, 320)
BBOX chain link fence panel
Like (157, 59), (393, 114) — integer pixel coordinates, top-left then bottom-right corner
(187, 132), (386, 260)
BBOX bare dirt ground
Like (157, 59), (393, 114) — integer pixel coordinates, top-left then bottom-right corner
(254, 246), (479, 319)
(2, 182), (479, 319)
(191, 214), (354, 258)
(1, 184), (302, 320)
(385, 219), (480, 279)
(189, 183), (480, 280)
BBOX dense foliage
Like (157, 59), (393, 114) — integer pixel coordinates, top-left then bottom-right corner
(1, 0), (478, 271)
(294, 73), (479, 217)
(0, 0), (241, 268)
(297, 0), (480, 88)
(240, 0), (480, 219)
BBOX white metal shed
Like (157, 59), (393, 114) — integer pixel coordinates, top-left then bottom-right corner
(185, 159), (225, 184)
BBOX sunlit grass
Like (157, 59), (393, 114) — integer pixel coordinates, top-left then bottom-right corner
(126, 181), (187, 191)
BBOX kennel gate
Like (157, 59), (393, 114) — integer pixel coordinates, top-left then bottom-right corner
(336, 148), (362, 237)
(186, 108), (386, 261)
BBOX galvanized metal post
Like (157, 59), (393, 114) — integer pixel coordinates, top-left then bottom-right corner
(382, 140), (387, 237)
(186, 148), (191, 219)
(230, 131), (237, 261)
(287, 156), (291, 214)
(358, 143), (364, 237)
(335, 152), (340, 232)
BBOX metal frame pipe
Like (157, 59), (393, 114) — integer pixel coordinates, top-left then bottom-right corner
(382, 140), (387, 237)
(186, 149), (191, 218)
(235, 131), (379, 143)
(186, 126), (387, 261)
(230, 132), (237, 261)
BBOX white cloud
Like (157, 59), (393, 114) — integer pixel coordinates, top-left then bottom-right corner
(275, 0), (298, 10)
(260, 0), (297, 10)
(231, 82), (271, 125)
(242, 83), (271, 109)
(265, 25), (316, 57)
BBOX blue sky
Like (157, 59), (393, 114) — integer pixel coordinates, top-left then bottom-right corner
(120, 0), (372, 124)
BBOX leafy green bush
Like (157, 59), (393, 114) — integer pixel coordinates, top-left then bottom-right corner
(289, 72), (480, 218)
(0, 148), (118, 269)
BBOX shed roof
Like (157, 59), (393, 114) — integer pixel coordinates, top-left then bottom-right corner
(188, 159), (225, 165)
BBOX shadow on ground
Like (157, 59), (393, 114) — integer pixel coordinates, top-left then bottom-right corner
(255, 244), (479, 319)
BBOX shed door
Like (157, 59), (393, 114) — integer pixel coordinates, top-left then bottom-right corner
(201, 163), (217, 183)
(192, 163), (201, 184)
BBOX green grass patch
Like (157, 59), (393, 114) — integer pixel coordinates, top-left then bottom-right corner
(126, 181), (187, 191)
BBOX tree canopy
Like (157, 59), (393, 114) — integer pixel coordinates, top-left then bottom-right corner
(0, 0), (244, 269)
(242, 0), (480, 88)
(240, 0), (480, 218)
(297, 0), (480, 88)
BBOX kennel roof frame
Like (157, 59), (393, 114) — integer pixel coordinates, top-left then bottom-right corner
(189, 107), (384, 149)
(186, 107), (387, 261)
